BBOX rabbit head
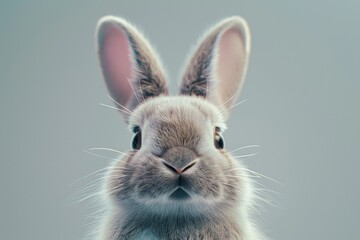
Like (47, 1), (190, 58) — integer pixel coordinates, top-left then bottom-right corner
(96, 16), (252, 219)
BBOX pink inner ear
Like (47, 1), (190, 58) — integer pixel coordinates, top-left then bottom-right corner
(217, 27), (245, 105)
(101, 25), (133, 106)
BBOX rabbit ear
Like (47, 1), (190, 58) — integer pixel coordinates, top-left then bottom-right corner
(180, 17), (251, 118)
(96, 16), (168, 117)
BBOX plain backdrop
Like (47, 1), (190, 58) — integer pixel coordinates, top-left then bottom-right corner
(1, 1), (359, 239)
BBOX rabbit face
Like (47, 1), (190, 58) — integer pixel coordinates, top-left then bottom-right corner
(105, 96), (249, 217)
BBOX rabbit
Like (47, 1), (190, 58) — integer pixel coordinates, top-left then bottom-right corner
(93, 15), (267, 240)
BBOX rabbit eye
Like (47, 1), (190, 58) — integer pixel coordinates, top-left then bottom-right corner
(214, 132), (224, 149)
(132, 128), (141, 150)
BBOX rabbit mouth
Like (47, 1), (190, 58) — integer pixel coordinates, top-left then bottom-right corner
(169, 187), (191, 200)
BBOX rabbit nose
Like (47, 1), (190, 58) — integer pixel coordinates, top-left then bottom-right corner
(162, 160), (197, 174)
(161, 146), (197, 169)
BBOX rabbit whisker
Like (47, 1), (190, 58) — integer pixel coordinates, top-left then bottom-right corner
(70, 166), (113, 186)
(88, 147), (131, 157)
(106, 183), (127, 193)
(137, 76), (146, 102)
(228, 99), (247, 110)
(77, 183), (103, 195)
(232, 152), (260, 159)
(230, 167), (283, 186)
(76, 191), (102, 203)
(228, 145), (261, 154)
(253, 195), (281, 209)
(100, 103), (134, 116)
(222, 174), (260, 179)
(107, 94), (138, 116)
(219, 93), (237, 108)
(251, 181), (276, 193)
(83, 149), (119, 161)
(84, 149), (136, 168)
(254, 188), (280, 196)
(127, 77), (141, 104)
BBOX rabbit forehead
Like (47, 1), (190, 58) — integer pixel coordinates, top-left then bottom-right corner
(129, 96), (226, 129)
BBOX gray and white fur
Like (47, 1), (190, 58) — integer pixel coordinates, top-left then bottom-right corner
(94, 15), (267, 240)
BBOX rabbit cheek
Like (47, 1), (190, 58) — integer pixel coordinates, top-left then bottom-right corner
(189, 161), (221, 199)
(223, 176), (242, 203)
(134, 161), (170, 199)
(199, 177), (220, 199)
(106, 166), (135, 202)
(221, 163), (247, 204)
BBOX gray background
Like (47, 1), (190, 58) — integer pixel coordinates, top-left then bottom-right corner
(1, 0), (359, 239)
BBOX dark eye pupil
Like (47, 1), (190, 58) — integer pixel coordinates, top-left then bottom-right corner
(214, 133), (224, 149)
(132, 131), (141, 149)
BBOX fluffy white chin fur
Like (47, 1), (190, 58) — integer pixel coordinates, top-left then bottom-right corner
(123, 195), (219, 217)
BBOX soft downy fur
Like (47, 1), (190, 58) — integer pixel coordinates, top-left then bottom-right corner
(93, 15), (267, 240)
